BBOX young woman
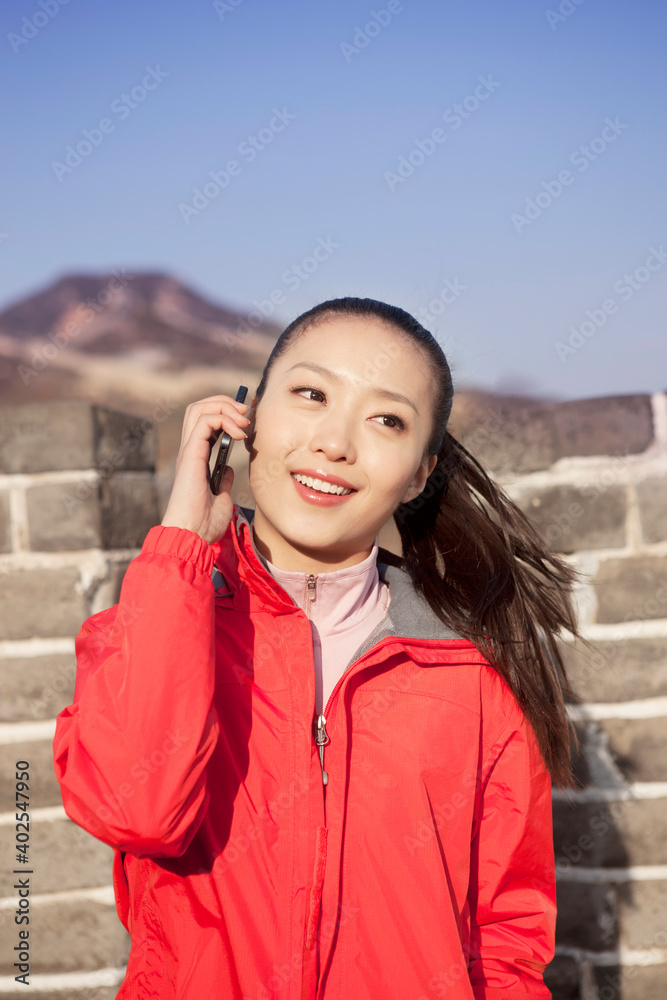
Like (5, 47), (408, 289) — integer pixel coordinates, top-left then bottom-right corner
(53, 296), (583, 1000)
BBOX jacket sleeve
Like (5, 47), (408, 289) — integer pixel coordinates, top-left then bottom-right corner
(52, 525), (221, 859)
(466, 678), (556, 999)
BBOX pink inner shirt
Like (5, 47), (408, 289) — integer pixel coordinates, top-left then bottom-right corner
(253, 527), (391, 716)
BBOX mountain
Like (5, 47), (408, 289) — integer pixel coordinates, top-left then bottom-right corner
(0, 269), (282, 408)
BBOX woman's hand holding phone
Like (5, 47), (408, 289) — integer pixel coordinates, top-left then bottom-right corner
(160, 394), (251, 545)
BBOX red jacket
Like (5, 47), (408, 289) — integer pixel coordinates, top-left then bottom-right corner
(53, 503), (556, 999)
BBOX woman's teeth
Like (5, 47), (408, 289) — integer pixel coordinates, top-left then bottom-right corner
(292, 473), (353, 496)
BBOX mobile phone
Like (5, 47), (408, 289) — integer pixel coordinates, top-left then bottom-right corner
(209, 385), (249, 495)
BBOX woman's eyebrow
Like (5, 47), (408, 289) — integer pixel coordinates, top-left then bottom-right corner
(284, 361), (418, 413)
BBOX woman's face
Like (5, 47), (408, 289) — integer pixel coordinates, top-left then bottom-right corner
(244, 316), (438, 572)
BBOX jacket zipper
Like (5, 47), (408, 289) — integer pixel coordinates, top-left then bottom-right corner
(305, 573), (330, 785)
(313, 714), (330, 786)
(305, 573), (317, 617)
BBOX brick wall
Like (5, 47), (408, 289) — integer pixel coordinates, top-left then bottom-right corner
(1, 393), (665, 999)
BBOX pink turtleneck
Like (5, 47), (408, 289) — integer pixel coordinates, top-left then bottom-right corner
(253, 528), (391, 715)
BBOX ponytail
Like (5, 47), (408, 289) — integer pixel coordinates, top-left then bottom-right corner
(395, 429), (586, 789)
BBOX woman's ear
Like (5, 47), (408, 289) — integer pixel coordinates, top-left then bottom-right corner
(400, 454), (438, 505)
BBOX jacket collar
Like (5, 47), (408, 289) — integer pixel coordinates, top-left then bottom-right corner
(212, 504), (464, 665)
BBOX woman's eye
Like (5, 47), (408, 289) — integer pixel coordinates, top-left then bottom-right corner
(292, 386), (325, 402)
(373, 414), (405, 430)
(291, 387), (405, 430)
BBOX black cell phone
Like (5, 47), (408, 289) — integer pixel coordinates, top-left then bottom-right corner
(209, 385), (248, 495)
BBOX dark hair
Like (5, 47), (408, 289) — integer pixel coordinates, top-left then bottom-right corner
(254, 296), (586, 789)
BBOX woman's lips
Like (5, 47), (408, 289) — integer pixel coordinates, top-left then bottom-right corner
(290, 474), (357, 506)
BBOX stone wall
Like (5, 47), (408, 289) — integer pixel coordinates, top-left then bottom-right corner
(0, 393), (665, 999)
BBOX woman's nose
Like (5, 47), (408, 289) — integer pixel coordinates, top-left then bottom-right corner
(307, 409), (356, 463)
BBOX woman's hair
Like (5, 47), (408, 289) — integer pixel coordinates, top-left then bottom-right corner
(254, 296), (588, 789)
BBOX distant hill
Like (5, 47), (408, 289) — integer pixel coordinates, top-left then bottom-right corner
(0, 269), (281, 408)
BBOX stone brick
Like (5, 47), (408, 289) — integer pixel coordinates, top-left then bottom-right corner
(544, 955), (580, 999)
(26, 476), (158, 552)
(0, 489), (10, 553)
(593, 557), (667, 624)
(618, 879), (667, 951)
(27, 481), (102, 551)
(558, 636), (667, 702)
(99, 477), (160, 550)
(595, 961), (667, 1000)
(93, 405), (156, 474)
(598, 717), (667, 783)
(637, 477), (667, 544)
(0, 815), (114, 897)
(552, 395), (654, 461)
(0, 566), (88, 641)
(555, 880), (617, 951)
(0, 898), (129, 975)
(553, 796), (667, 867)
(452, 398), (557, 474)
(518, 484), (626, 553)
(0, 652), (76, 722)
(0, 738), (63, 810)
(0, 400), (155, 475)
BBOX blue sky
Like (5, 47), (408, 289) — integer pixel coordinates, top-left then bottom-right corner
(1, 0), (665, 401)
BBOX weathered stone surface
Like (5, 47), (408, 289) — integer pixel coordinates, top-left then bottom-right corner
(0, 816), (114, 897)
(0, 652), (76, 722)
(27, 482), (102, 551)
(0, 401), (155, 474)
(593, 557), (667, 624)
(0, 489), (10, 553)
(99, 477), (159, 550)
(553, 796), (667, 867)
(544, 955), (580, 999)
(0, 899), (129, 975)
(0, 566), (87, 641)
(618, 879), (667, 951)
(552, 395), (654, 461)
(555, 880), (617, 951)
(0, 738), (63, 810)
(558, 636), (667, 702)
(518, 484), (626, 553)
(451, 393), (654, 476)
(595, 961), (667, 1000)
(452, 397), (557, 474)
(599, 717), (667, 783)
(637, 477), (667, 545)
(26, 477), (158, 552)
(93, 405), (156, 474)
